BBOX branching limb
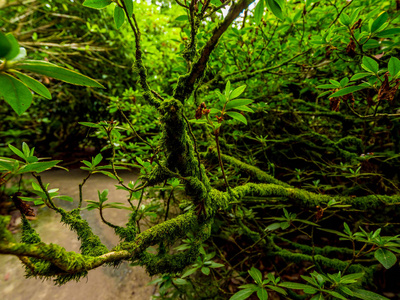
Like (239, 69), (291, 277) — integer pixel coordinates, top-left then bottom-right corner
(174, 0), (255, 102)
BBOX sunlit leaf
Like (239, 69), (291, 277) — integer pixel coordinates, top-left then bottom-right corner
(83, 0), (112, 9)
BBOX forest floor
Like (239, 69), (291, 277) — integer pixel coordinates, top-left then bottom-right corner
(0, 169), (155, 300)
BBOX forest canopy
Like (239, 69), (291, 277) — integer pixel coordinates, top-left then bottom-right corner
(1, 0), (400, 299)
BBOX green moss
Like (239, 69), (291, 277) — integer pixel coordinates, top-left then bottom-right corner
(231, 183), (400, 210)
(114, 211), (198, 253)
(59, 208), (108, 256)
(114, 213), (137, 242)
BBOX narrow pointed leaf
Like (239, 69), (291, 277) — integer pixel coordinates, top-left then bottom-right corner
(83, 0), (112, 9)
(12, 71), (51, 99)
(257, 288), (268, 300)
(16, 60), (104, 88)
(226, 99), (253, 110)
(229, 85), (247, 100)
(0, 73), (32, 115)
(8, 144), (26, 160)
(254, 0), (264, 25)
(226, 111), (247, 125)
(371, 12), (388, 33)
(248, 267), (263, 285)
(266, 0), (284, 20)
(17, 160), (61, 174)
(329, 86), (365, 98)
(225, 81), (231, 98)
(230, 288), (255, 300)
(114, 5), (125, 29)
(352, 288), (390, 300)
(278, 282), (311, 289)
(123, 0), (133, 17)
(233, 105), (254, 113)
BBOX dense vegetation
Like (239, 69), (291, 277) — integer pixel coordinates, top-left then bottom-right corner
(1, 0), (400, 299)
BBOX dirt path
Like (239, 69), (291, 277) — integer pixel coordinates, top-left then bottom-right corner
(0, 169), (155, 300)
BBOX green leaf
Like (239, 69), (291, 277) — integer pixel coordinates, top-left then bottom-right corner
(230, 85), (247, 100)
(0, 32), (12, 58)
(233, 105), (254, 113)
(79, 122), (101, 128)
(201, 267), (210, 275)
(329, 86), (365, 98)
(340, 77), (349, 87)
(226, 111), (247, 125)
(226, 99), (253, 110)
(17, 161), (61, 174)
(189, 119), (207, 124)
(339, 285), (354, 296)
(352, 288), (390, 300)
(310, 293), (324, 300)
(93, 153), (103, 166)
(329, 79), (340, 87)
(12, 71), (51, 99)
(317, 84), (337, 89)
(278, 282), (310, 289)
(371, 12), (388, 33)
(230, 288), (255, 300)
(267, 285), (287, 295)
(16, 60), (104, 88)
(0, 73), (32, 115)
(181, 267), (197, 278)
(374, 248), (397, 269)
(266, 0), (284, 21)
(361, 56), (379, 73)
(326, 290), (347, 300)
(209, 262), (225, 268)
(209, 108), (221, 114)
(22, 142), (30, 158)
(4, 33), (20, 61)
(114, 5), (125, 28)
(377, 28), (400, 38)
(225, 80), (231, 98)
(8, 144), (26, 160)
(123, 0), (133, 17)
(83, 0), (112, 9)
(175, 15), (189, 21)
(56, 195), (74, 202)
(340, 272), (364, 283)
(0, 160), (15, 171)
(248, 267), (263, 285)
(350, 73), (371, 81)
(257, 288), (268, 300)
(339, 13), (351, 26)
(254, 0), (264, 25)
(265, 223), (281, 231)
(173, 278), (188, 285)
(216, 90), (226, 103)
(388, 57), (400, 78)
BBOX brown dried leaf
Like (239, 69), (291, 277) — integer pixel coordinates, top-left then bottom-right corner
(346, 38), (356, 58)
(12, 192), (35, 217)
